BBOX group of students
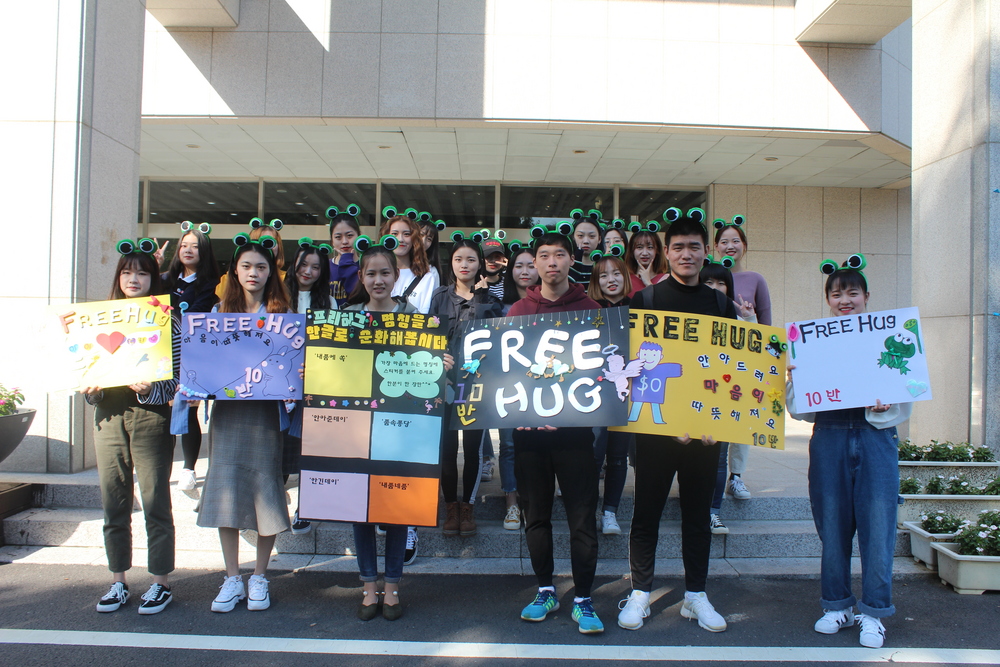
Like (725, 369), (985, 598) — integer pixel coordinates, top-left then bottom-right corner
(82, 204), (907, 649)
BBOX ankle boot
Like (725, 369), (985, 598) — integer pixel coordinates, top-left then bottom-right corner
(443, 502), (460, 535)
(459, 502), (477, 536)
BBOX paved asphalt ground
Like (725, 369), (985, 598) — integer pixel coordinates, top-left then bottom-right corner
(0, 563), (997, 666)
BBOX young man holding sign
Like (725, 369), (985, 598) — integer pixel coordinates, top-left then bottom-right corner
(618, 214), (737, 633)
(507, 232), (605, 634)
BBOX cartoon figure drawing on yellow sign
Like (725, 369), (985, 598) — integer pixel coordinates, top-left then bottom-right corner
(627, 342), (683, 425)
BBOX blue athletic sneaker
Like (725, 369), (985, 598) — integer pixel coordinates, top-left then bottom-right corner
(520, 589), (560, 621)
(572, 598), (605, 634)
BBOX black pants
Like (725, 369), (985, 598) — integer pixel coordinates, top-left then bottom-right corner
(629, 435), (719, 593)
(441, 424), (485, 504)
(181, 405), (201, 470)
(515, 428), (598, 597)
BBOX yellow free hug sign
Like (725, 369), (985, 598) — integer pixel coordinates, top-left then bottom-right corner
(611, 309), (788, 449)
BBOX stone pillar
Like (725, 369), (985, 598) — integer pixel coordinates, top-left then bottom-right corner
(0, 1), (146, 472)
(911, 0), (1000, 450)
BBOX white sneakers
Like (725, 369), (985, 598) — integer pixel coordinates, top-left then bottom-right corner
(814, 608), (886, 648)
(247, 574), (270, 611)
(618, 590), (727, 633)
(601, 511), (622, 535)
(680, 591), (728, 632)
(480, 459), (494, 482)
(726, 475), (751, 500)
(617, 590), (650, 630)
(709, 514), (730, 535)
(814, 608), (855, 634)
(856, 614), (886, 648)
(211, 575), (246, 612)
(503, 504), (521, 530)
(178, 468), (197, 491)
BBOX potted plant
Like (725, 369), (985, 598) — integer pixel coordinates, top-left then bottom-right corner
(0, 384), (34, 465)
(897, 440), (1000, 527)
(902, 511), (963, 568)
(932, 509), (1000, 594)
(898, 439), (998, 487)
(898, 473), (1000, 526)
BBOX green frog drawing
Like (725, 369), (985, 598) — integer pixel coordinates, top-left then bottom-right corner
(878, 332), (917, 375)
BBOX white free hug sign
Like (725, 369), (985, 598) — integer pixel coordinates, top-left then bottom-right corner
(785, 307), (932, 414)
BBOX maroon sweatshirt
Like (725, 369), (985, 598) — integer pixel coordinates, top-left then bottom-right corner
(506, 283), (600, 316)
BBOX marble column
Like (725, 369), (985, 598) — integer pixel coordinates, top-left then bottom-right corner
(0, 1), (146, 472)
(911, 0), (1000, 451)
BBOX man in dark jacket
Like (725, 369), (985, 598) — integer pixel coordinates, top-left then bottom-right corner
(508, 232), (605, 635)
(616, 214), (737, 634)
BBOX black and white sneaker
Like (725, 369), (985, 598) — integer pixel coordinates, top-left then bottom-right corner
(710, 514), (730, 535)
(96, 581), (129, 613)
(291, 511), (312, 535)
(138, 583), (172, 615)
(403, 527), (418, 566)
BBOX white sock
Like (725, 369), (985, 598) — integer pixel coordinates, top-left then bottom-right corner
(574, 596), (590, 603)
(604, 510), (616, 517)
(538, 586), (555, 593)
(685, 590), (706, 600)
(630, 590), (650, 604)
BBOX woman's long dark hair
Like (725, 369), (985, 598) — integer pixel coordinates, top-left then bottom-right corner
(164, 230), (219, 295)
(110, 253), (163, 300)
(447, 238), (485, 286)
(220, 244), (290, 314)
(502, 247), (537, 305)
(284, 246), (332, 311)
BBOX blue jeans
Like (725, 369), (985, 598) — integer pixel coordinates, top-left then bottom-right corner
(711, 442), (729, 514)
(808, 408), (900, 618)
(353, 523), (406, 584)
(498, 428), (516, 494)
(629, 401), (664, 424)
(593, 427), (630, 512)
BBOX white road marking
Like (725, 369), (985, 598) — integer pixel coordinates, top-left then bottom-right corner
(0, 629), (998, 663)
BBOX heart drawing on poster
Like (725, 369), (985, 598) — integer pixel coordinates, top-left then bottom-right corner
(722, 374), (732, 383)
(96, 331), (126, 354)
(906, 380), (929, 398)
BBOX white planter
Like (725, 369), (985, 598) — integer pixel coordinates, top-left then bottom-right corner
(902, 521), (959, 568)
(898, 461), (999, 487)
(931, 542), (1000, 594)
(897, 495), (1000, 528)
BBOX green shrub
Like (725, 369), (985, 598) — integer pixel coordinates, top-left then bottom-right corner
(897, 439), (921, 461)
(919, 511), (963, 534)
(899, 477), (921, 494)
(925, 476), (947, 494)
(955, 510), (1000, 557)
(898, 439), (996, 462)
(983, 477), (1000, 496)
(945, 475), (981, 495)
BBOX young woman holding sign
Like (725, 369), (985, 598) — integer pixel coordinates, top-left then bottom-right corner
(713, 216), (771, 501)
(429, 234), (503, 538)
(786, 256), (910, 649)
(199, 235), (292, 614)
(84, 239), (179, 615)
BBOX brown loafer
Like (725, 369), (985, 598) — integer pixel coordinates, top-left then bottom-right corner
(382, 591), (403, 621)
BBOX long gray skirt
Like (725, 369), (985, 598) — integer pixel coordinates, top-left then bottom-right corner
(196, 401), (290, 536)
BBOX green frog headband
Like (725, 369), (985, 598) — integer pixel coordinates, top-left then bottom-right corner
(530, 221), (574, 239)
(382, 205), (434, 223)
(249, 217), (284, 231)
(180, 221), (211, 236)
(712, 214), (746, 231)
(628, 220), (662, 234)
(297, 237), (333, 257)
(570, 209), (602, 226)
(506, 238), (526, 255)
(663, 207), (707, 225)
(232, 233), (277, 258)
(325, 204), (361, 222)
(820, 253), (867, 279)
(704, 254), (734, 269)
(117, 238), (157, 256)
(601, 218), (625, 231)
(354, 234), (399, 253)
(451, 230), (489, 244)
(589, 244), (625, 262)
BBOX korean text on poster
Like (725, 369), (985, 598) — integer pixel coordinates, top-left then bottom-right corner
(451, 307), (630, 430)
(299, 309), (447, 527)
(612, 309), (788, 449)
(50, 295), (174, 391)
(786, 307), (931, 414)
(178, 312), (304, 400)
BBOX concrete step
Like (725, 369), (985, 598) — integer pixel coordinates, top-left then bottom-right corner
(3, 506), (912, 559)
(38, 479), (817, 522)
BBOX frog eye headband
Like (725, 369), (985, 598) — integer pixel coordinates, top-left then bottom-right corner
(820, 253), (867, 279)
(570, 208), (602, 225)
(117, 238), (157, 256)
(180, 221), (212, 236)
(589, 244), (625, 262)
(354, 234), (400, 253)
(627, 220), (662, 234)
(382, 205), (434, 223)
(325, 204), (361, 222)
(451, 230), (489, 244)
(712, 214), (746, 231)
(297, 237), (333, 257)
(506, 239), (526, 255)
(601, 218), (625, 231)
(249, 217), (284, 232)
(663, 207), (707, 226)
(232, 233), (277, 258)
(529, 221), (574, 239)
(704, 254), (735, 269)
